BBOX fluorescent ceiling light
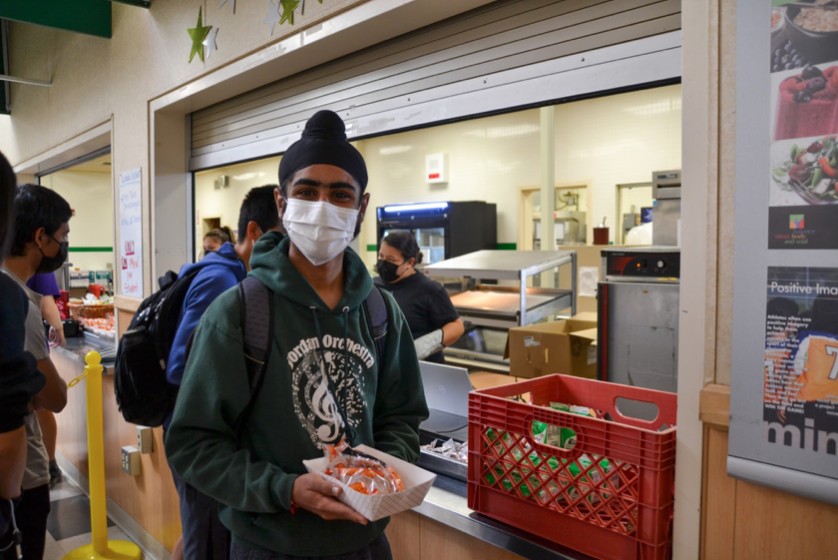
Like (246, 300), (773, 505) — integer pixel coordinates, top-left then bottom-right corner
(379, 145), (412, 155)
(383, 202), (448, 213)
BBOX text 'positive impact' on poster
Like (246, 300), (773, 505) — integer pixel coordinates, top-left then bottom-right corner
(119, 168), (143, 297)
(764, 266), (838, 458)
(769, 1), (838, 249)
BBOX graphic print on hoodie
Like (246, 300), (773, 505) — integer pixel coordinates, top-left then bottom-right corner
(288, 332), (376, 447)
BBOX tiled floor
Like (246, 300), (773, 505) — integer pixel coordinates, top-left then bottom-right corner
(42, 477), (140, 560)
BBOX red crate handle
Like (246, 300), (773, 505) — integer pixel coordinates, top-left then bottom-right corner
(472, 375), (677, 430)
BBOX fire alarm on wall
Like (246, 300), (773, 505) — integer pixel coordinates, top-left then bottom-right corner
(425, 153), (449, 184)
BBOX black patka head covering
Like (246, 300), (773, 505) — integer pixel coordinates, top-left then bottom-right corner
(278, 110), (368, 190)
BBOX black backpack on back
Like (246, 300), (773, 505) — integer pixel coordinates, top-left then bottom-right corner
(114, 268), (202, 427)
(115, 270), (390, 430)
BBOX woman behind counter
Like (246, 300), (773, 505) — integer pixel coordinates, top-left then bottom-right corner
(374, 231), (464, 363)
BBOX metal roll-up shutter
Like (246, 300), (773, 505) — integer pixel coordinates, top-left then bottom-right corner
(190, 0), (681, 170)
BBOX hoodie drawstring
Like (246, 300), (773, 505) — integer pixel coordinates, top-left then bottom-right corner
(309, 305), (356, 446)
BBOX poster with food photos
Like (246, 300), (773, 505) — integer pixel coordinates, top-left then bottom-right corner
(769, 1), (838, 249)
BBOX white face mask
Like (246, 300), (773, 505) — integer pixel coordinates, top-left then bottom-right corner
(283, 198), (360, 266)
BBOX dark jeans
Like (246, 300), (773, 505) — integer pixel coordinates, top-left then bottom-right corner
(230, 533), (392, 560)
(0, 484), (49, 560)
(171, 468), (230, 560)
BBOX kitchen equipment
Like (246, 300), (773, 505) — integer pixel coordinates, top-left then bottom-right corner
(376, 201), (496, 265)
(598, 247), (680, 420)
(651, 170), (681, 247)
(62, 319), (81, 338)
(424, 250), (577, 372)
(89, 284), (105, 298)
(532, 211), (586, 248)
(593, 217), (609, 245)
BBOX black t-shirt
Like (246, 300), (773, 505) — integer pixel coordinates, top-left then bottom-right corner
(0, 273), (43, 433)
(374, 272), (460, 363)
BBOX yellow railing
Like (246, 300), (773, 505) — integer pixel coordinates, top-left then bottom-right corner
(63, 351), (142, 560)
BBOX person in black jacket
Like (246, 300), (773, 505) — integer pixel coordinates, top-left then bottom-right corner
(0, 152), (45, 552)
(374, 231), (464, 363)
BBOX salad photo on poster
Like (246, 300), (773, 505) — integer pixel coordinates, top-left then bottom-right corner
(768, 135), (838, 248)
(763, 266), (838, 457)
(771, 1), (838, 74)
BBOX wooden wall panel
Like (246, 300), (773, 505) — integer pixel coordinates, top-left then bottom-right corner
(732, 476), (838, 559)
(54, 304), (182, 553)
(700, 427), (735, 560)
(386, 512), (422, 560)
(700, 385), (838, 559)
(420, 517), (525, 560)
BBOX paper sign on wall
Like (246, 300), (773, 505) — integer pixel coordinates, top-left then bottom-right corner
(119, 168), (143, 297)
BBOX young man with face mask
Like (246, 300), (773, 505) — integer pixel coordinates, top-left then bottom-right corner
(1, 184), (70, 560)
(166, 111), (428, 560)
(164, 185), (282, 560)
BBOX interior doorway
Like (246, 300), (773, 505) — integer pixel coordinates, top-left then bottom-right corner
(202, 217), (221, 238)
(517, 182), (590, 252)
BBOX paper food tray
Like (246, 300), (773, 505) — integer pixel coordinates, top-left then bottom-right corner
(303, 445), (437, 521)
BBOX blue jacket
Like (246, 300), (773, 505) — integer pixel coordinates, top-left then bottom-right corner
(166, 243), (246, 388)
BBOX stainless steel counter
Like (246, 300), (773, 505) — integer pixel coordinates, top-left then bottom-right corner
(416, 474), (596, 560)
(53, 332), (117, 372)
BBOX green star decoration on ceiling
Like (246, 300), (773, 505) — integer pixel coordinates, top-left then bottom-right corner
(187, 7), (212, 63)
(279, 0), (300, 25)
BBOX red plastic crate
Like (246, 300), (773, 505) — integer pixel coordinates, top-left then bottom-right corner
(468, 375), (677, 560)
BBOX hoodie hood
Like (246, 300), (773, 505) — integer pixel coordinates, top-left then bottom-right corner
(249, 231), (372, 313)
(179, 242), (243, 278)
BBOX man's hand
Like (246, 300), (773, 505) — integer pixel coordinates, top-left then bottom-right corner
(291, 473), (368, 525)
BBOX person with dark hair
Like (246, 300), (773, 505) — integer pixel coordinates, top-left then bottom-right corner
(25, 273), (65, 489)
(374, 230), (464, 363)
(0, 156), (45, 507)
(167, 110), (428, 560)
(1, 184), (69, 560)
(165, 185), (281, 560)
(203, 226), (234, 256)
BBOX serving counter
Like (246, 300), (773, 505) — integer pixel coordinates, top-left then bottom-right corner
(389, 474), (594, 560)
(54, 332), (117, 370)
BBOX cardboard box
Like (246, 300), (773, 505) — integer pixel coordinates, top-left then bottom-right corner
(469, 372), (520, 390)
(303, 445), (436, 521)
(504, 312), (598, 379)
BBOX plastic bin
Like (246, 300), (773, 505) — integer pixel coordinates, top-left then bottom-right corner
(467, 375), (676, 560)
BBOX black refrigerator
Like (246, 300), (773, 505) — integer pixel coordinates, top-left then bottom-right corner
(376, 201), (497, 264)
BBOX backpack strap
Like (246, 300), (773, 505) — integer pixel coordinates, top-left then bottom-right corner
(363, 286), (388, 369)
(233, 276), (274, 439)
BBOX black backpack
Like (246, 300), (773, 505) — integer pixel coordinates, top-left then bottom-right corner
(233, 276), (389, 437)
(114, 268), (203, 426)
(115, 271), (389, 430)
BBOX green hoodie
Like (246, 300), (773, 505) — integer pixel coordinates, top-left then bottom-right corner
(165, 232), (429, 556)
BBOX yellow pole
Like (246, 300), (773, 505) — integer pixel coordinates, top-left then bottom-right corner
(63, 351), (142, 560)
(85, 351), (108, 553)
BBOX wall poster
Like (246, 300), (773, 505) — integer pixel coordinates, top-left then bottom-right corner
(764, 267), (838, 455)
(768, 2), (838, 248)
(728, 0), (838, 505)
(118, 168), (144, 297)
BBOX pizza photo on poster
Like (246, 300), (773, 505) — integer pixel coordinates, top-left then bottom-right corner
(771, 1), (838, 74)
(763, 266), (838, 457)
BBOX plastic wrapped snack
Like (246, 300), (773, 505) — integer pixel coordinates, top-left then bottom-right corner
(323, 441), (406, 496)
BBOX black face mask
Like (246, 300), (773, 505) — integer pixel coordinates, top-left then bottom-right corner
(376, 260), (402, 283)
(37, 236), (69, 274)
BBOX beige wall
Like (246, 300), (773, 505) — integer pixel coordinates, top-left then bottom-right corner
(194, 155), (282, 257)
(41, 169), (115, 272)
